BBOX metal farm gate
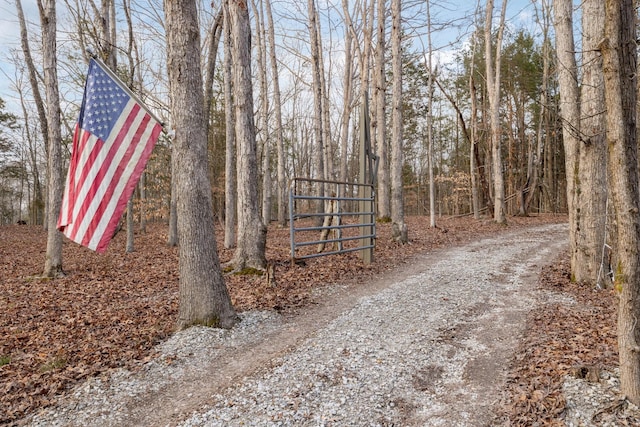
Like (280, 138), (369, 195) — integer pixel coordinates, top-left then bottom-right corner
(288, 178), (375, 264)
(289, 92), (378, 265)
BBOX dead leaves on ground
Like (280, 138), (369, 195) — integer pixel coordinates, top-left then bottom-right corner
(1, 215), (566, 425)
(493, 253), (619, 426)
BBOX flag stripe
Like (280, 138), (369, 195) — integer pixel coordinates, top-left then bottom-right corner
(58, 58), (162, 253)
(82, 110), (151, 249)
(66, 102), (142, 243)
(64, 128), (104, 231)
(92, 120), (161, 252)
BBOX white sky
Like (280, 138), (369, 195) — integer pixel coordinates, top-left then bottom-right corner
(0, 0), (545, 116)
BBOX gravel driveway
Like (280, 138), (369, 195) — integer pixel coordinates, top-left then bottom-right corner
(28, 223), (567, 427)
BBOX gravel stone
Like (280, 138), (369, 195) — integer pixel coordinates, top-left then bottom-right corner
(26, 224), (609, 427)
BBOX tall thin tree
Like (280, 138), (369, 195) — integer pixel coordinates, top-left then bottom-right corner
(484, 0), (508, 224)
(265, 0), (287, 226)
(601, 0), (640, 404)
(553, 0), (581, 280)
(229, 0), (267, 270)
(223, 0), (237, 248)
(390, 0), (407, 242)
(39, 0), (64, 277)
(375, 0), (390, 219)
(574, 0), (608, 286)
(164, 0), (237, 329)
(16, 0), (46, 225)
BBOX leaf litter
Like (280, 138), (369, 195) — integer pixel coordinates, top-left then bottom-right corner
(1, 214), (617, 426)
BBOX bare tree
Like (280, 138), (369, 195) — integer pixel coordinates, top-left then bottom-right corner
(484, 0), (508, 224)
(203, 9), (224, 136)
(252, 0), (272, 223)
(15, 0), (46, 225)
(468, 25), (480, 219)
(229, 0), (267, 270)
(16, 0), (48, 181)
(308, 0), (326, 218)
(374, 0), (390, 219)
(223, 0), (237, 248)
(264, 0), (287, 226)
(552, 0), (581, 279)
(164, 0), (237, 329)
(390, 0), (407, 242)
(523, 0), (552, 216)
(574, 0), (608, 286)
(339, 0), (355, 189)
(425, 0), (435, 228)
(601, 0), (640, 404)
(38, 0), (64, 277)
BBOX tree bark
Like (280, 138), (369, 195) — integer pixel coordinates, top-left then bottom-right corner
(469, 41), (480, 219)
(164, 0), (237, 329)
(264, 0), (287, 227)
(485, 0), (508, 224)
(39, 0), (64, 277)
(223, 1), (237, 249)
(203, 9), (224, 139)
(339, 0), (354, 191)
(524, 0), (552, 216)
(252, 0), (272, 223)
(167, 143), (178, 247)
(601, 0), (640, 405)
(390, 0), (407, 243)
(229, 0), (267, 270)
(375, 0), (390, 219)
(16, 0), (45, 225)
(426, 0), (436, 228)
(553, 0), (581, 281)
(308, 0), (325, 221)
(574, 0), (608, 286)
(603, 0), (640, 402)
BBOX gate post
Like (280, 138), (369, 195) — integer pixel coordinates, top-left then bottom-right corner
(359, 92), (374, 264)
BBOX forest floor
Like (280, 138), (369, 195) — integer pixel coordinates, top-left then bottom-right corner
(0, 214), (622, 426)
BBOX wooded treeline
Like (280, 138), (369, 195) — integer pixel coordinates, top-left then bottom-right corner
(3, 0), (640, 403)
(0, 0), (565, 232)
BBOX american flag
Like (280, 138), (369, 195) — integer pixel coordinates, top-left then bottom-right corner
(57, 58), (162, 253)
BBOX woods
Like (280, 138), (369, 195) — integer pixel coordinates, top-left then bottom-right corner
(1, 1), (571, 233)
(1, 0), (640, 416)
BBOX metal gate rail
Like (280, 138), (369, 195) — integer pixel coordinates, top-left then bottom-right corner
(289, 177), (375, 262)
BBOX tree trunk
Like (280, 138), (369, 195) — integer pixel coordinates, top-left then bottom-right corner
(17, 86), (44, 225)
(318, 17), (333, 186)
(167, 143), (178, 247)
(203, 9), (224, 139)
(253, 0), (272, 223)
(469, 56), (480, 219)
(229, 0), (267, 270)
(601, 0), (640, 405)
(308, 0), (325, 221)
(390, 0), (407, 243)
(339, 0), (354, 191)
(375, 0), (390, 219)
(485, 0), (508, 224)
(426, 0), (436, 228)
(223, 1), (237, 249)
(553, 0), (581, 281)
(39, 0), (64, 278)
(524, 0), (551, 216)
(165, 0), (237, 329)
(574, 0), (608, 286)
(16, 0), (49, 225)
(265, 0), (287, 227)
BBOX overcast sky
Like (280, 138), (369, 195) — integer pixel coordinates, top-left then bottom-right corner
(0, 0), (542, 116)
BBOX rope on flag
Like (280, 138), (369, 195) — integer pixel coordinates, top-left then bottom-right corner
(57, 58), (163, 253)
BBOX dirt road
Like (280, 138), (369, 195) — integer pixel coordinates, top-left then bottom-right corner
(28, 223), (567, 427)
